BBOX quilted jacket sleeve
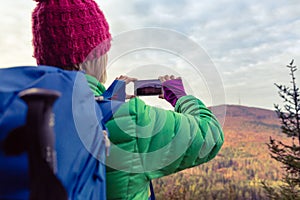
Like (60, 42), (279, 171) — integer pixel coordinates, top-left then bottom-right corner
(106, 95), (224, 180)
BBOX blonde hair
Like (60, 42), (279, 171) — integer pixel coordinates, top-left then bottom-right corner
(76, 54), (108, 84)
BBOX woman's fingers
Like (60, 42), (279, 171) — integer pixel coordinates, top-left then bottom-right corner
(159, 76), (164, 82)
(116, 75), (137, 84)
(158, 94), (164, 99)
(159, 75), (170, 82)
(159, 75), (180, 82)
(127, 77), (138, 83)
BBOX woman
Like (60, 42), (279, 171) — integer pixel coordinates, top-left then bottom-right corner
(32, 0), (224, 199)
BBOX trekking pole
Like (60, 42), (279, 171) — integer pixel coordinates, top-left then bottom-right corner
(4, 88), (67, 200)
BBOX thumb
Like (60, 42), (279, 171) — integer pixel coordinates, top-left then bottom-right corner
(126, 94), (136, 99)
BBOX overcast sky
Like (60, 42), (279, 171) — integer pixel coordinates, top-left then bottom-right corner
(1, 0), (300, 109)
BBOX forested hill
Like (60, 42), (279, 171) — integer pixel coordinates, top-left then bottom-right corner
(213, 104), (278, 120)
(153, 104), (289, 200)
(212, 104), (282, 145)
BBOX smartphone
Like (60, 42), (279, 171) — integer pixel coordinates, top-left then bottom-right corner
(134, 79), (162, 96)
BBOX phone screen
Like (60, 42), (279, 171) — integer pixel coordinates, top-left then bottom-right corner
(134, 79), (162, 96)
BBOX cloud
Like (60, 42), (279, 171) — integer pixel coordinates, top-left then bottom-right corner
(100, 0), (300, 108)
(0, 1), (36, 67)
(1, 0), (300, 109)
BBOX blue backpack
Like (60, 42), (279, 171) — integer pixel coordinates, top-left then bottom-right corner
(0, 66), (107, 199)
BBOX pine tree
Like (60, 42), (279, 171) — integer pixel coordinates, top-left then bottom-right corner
(262, 60), (300, 200)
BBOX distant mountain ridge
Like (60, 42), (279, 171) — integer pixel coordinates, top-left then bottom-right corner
(211, 104), (281, 142)
(212, 104), (278, 121)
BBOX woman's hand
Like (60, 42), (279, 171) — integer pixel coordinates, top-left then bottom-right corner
(116, 75), (137, 99)
(159, 75), (187, 107)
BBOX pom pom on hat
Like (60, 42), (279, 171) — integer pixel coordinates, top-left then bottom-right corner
(32, 0), (111, 70)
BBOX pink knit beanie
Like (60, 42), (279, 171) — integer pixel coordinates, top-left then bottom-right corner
(32, 0), (111, 70)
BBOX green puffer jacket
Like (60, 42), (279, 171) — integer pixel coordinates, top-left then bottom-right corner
(86, 75), (224, 200)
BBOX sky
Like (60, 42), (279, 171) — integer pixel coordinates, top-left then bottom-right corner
(0, 0), (300, 110)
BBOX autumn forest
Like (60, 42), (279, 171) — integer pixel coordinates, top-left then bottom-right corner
(153, 105), (289, 200)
